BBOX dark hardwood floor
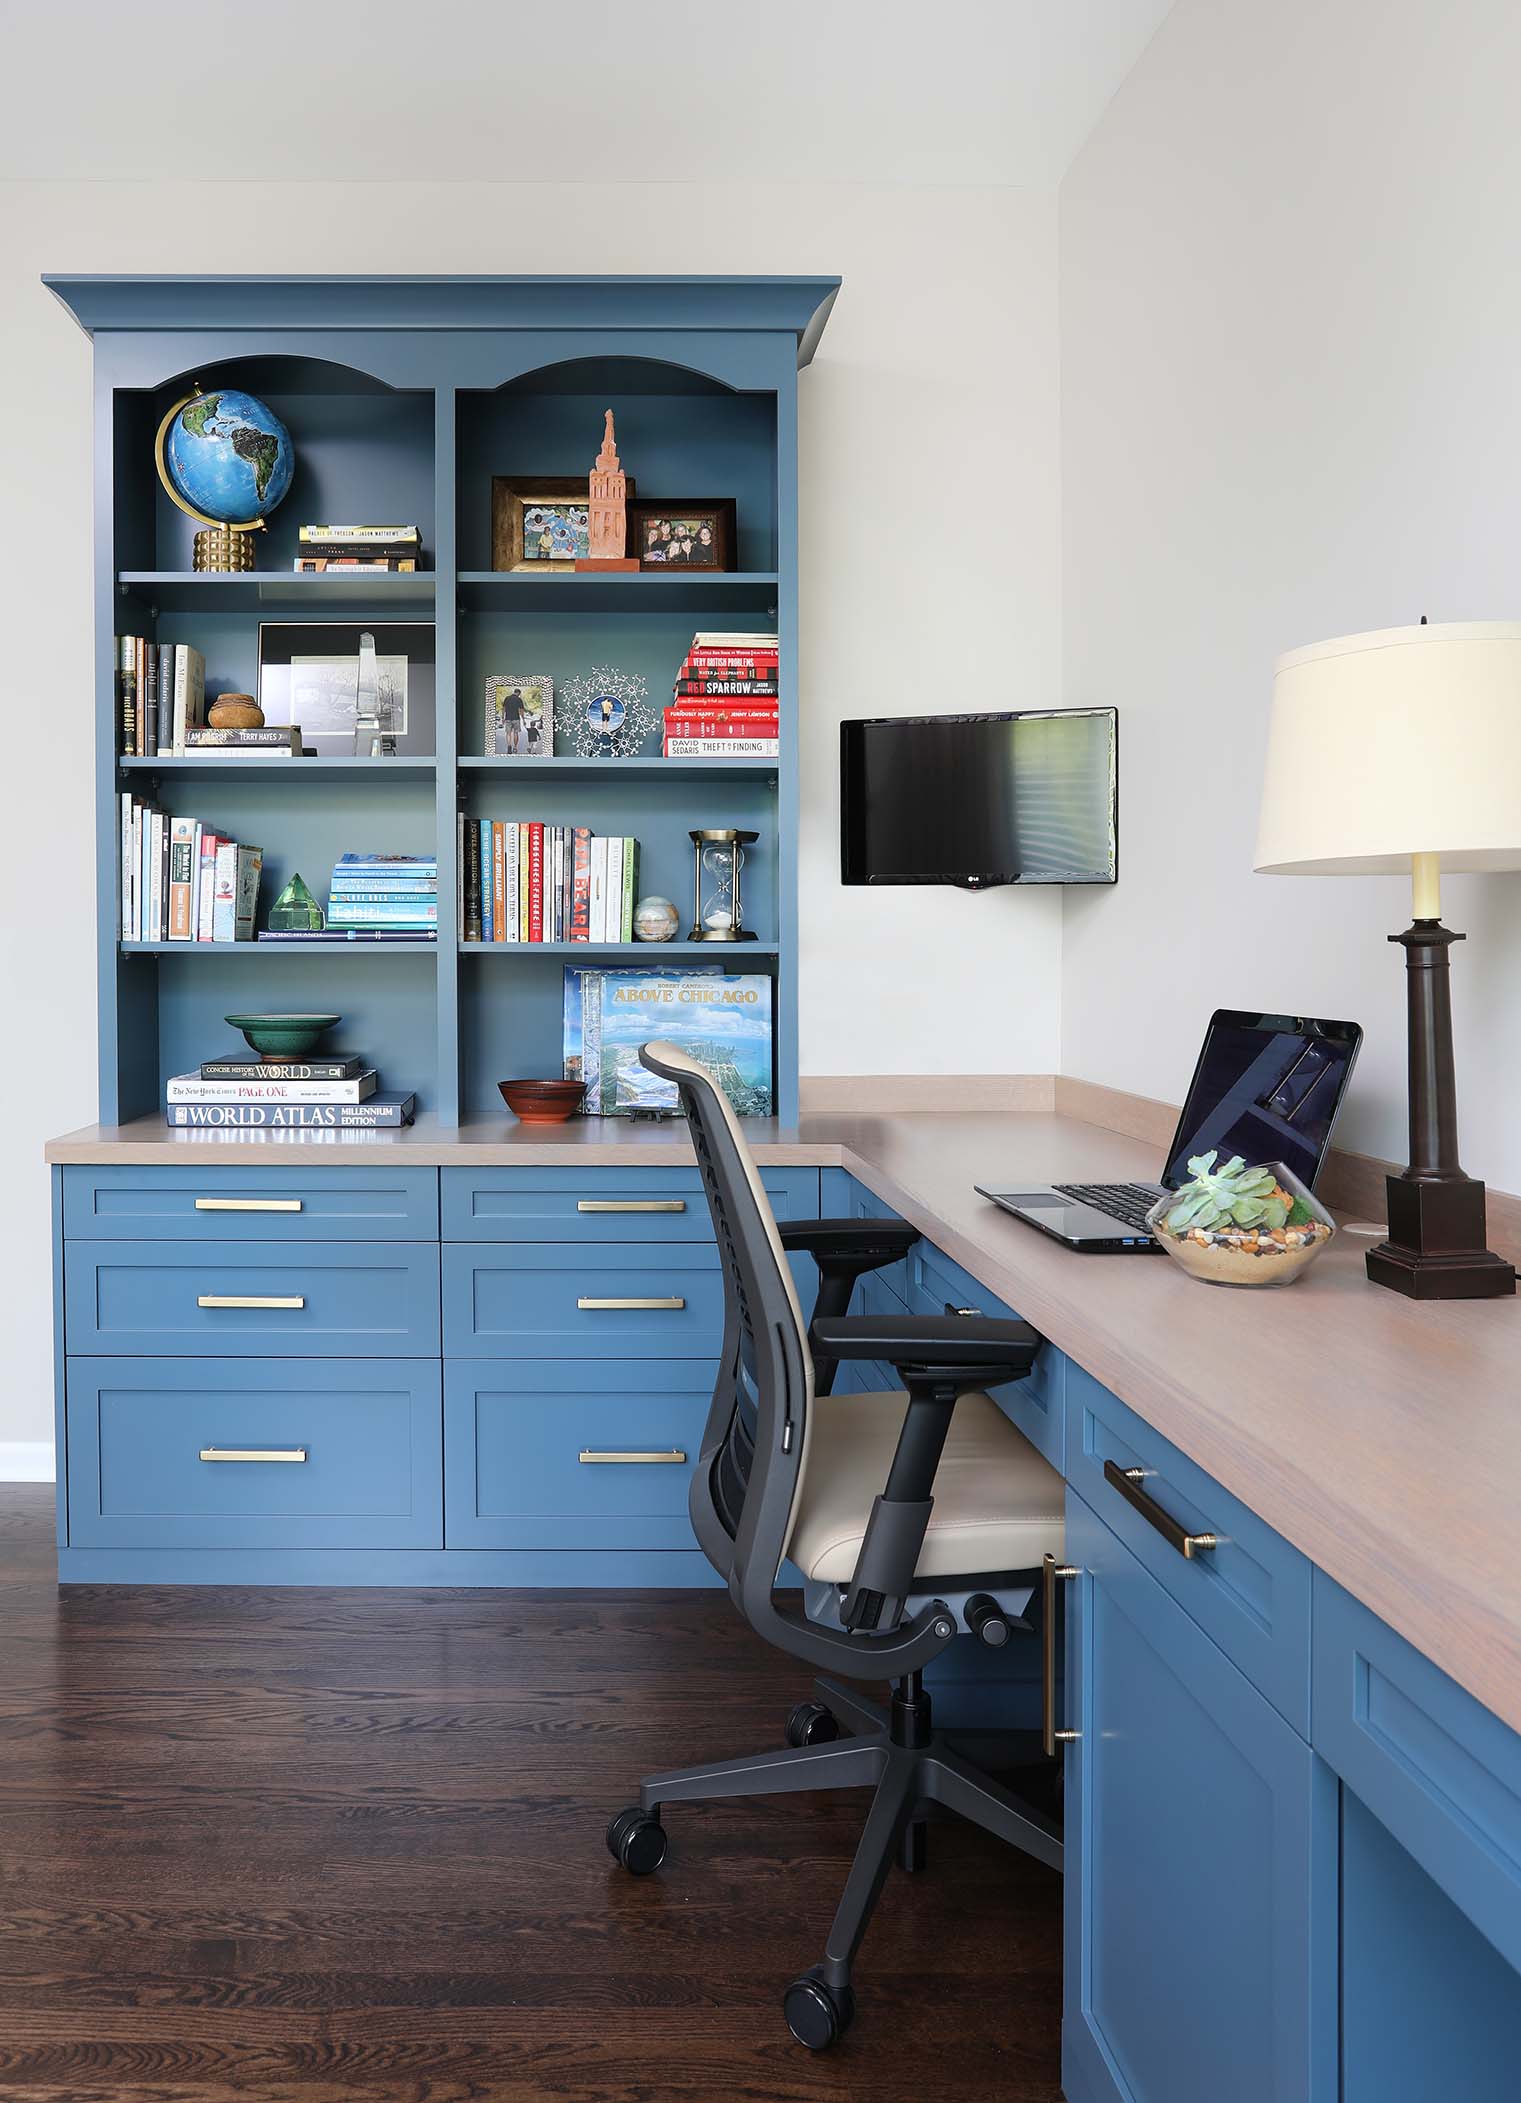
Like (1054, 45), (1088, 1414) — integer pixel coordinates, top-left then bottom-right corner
(0, 1487), (1062, 2101)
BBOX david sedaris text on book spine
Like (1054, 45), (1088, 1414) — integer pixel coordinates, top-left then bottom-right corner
(165, 1095), (418, 1130)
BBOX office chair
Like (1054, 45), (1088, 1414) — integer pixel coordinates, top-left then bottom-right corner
(606, 1041), (1066, 2049)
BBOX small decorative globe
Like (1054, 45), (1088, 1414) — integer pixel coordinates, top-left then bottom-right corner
(163, 388), (295, 525)
(633, 895), (681, 943)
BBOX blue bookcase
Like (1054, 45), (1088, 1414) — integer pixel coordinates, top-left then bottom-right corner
(48, 275), (839, 1127)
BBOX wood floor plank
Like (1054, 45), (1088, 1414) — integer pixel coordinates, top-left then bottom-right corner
(0, 1486), (1061, 2100)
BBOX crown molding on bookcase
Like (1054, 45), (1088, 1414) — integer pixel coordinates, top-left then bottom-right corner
(1053, 1074), (1521, 1260)
(43, 275), (842, 363)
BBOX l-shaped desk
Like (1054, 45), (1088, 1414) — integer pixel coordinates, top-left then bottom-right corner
(45, 1104), (1521, 2101)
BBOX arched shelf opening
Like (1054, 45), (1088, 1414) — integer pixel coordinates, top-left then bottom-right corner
(113, 353), (434, 577)
(456, 354), (778, 576)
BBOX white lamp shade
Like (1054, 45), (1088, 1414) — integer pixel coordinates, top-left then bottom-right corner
(1254, 621), (1521, 876)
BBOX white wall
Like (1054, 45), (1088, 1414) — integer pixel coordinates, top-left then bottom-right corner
(1059, 0), (1521, 1188)
(0, 180), (1064, 1459)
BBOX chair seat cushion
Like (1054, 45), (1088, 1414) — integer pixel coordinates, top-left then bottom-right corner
(785, 1389), (1065, 1584)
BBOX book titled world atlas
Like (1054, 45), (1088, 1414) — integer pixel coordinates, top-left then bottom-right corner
(565, 968), (773, 1118)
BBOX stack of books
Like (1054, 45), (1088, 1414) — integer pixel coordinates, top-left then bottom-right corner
(664, 632), (779, 757)
(327, 853), (438, 934)
(165, 1048), (417, 1130)
(116, 636), (206, 759)
(293, 525), (422, 574)
(119, 794), (261, 943)
(460, 820), (640, 943)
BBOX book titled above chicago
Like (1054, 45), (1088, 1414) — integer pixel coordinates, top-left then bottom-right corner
(165, 1044), (416, 1128)
(665, 631), (778, 756)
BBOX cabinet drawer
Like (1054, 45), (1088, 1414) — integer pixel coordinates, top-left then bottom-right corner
(443, 1244), (724, 1357)
(441, 1165), (820, 1241)
(1313, 1573), (1521, 1975)
(1066, 1363), (1311, 1733)
(64, 1164), (439, 1242)
(65, 1241), (440, 1358)
(65, 1356), (442, 1550)
(445, 1359), (709, 1549)
(843, 1177), (912, 1307)
(908, 1241), (1063, 1468)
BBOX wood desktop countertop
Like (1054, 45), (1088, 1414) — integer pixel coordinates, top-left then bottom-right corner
(46, 1107), (1521, 1737)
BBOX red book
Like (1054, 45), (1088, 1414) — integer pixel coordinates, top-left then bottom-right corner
(665, 713), (780, 731)
(684, 646), (778, 666)
(665, 699), (781, 717)
(675, 679), (779, 697)
(527, 822), (544, 943)
(570, 827), (592, 941)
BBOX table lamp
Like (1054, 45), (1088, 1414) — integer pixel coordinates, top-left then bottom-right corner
(1255, 621), (1521, 1300)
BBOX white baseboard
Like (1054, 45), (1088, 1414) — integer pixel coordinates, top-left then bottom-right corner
(0, 1442), (56, 1482)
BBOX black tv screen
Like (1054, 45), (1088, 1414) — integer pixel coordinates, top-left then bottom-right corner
(840, 708), (1117, 887)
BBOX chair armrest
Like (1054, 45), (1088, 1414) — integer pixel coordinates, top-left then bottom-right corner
(809, 1312), (1040, 1385)
(776, 1217), (919, 1263)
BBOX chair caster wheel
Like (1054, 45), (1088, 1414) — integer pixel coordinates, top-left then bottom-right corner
(606, 1806), (666, 1875)
(784, 1965), (855, 2050)
(785, 1700), (840, 1748)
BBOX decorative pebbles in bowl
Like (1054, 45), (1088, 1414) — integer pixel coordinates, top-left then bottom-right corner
(1145, 1152), (1335, 1288)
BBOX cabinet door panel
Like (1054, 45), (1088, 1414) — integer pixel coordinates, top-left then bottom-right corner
(1062, 1490), (1334, 2103)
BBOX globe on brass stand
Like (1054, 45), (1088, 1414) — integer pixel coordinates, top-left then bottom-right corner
(153, 382), (295, 573)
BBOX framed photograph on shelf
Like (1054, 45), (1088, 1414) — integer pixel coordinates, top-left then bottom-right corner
(484, 674), (554, 758)
(629, 497), (736, 571)
(491, 476), (635, 573)
(257, 623), (436, 757)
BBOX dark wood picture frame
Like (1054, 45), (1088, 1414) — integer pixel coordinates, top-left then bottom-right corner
(491, 475), (637, 573)
(628, 496), (737, 572)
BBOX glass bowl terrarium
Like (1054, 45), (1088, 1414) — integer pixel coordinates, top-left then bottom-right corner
(1146, 1152), (1335, 1287)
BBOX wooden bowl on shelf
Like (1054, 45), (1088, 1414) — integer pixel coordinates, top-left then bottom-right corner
(497, 1078), (586, 1124)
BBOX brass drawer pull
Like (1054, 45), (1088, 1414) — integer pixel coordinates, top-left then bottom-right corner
(1042, 1552), (1080, 1756)
(576, 1296), (685, 1311)
(195, 1197), (303, 1213)
(199, 1447), (307, 1464)
(579, 1449), (687, 1465)
(577, 1199), (687, 1214)
(197, 1294), (306, 1310)
(1104, 1458), (1218, 1559)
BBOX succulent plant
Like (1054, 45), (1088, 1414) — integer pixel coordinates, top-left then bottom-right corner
(1162, 1151), (1306, 1237)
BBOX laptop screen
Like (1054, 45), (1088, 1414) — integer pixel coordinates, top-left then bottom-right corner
(1162, 1011), (1362, 1192)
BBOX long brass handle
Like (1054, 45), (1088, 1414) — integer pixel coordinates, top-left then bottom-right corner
(1042, 1553), (1080, 1757)
(195, 1197), (303, 1214)
(576, 1296), (685, 1311)
(578, 1449), (687, 1465)
(577, 1199), (686, 1214)
(1103, 1458), (1219, 1559)
(199, 1447), (307, 1464)
(197, 1295), (306, 1310)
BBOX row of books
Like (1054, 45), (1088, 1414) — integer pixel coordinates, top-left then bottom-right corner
(119, 794), (261, 943)
(327, 852), (438, 931)
(293, 523), (422, 575)
(459, 820), (640, 944)
(563, 966), (774, 1117)
(664, 631), (779, 756)
(165, 1046), (417, 1129)
(117, 637), (206, 759)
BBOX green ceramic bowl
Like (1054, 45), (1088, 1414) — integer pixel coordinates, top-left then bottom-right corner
(225, 1013), (341, 1058)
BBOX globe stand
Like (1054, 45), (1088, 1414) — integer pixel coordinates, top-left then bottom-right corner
(193, 526), (258, 573)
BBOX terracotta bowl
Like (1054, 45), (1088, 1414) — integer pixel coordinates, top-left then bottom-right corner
(498, 1078), (586, 1124)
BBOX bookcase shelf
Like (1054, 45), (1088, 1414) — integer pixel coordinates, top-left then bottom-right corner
(55, 273), (831, 1127)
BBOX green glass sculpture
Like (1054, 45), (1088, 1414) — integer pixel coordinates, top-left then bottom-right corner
(268, 871), (325, 933)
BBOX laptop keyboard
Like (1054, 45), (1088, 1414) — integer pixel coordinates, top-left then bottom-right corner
(1051, 1182), (1162, 1233)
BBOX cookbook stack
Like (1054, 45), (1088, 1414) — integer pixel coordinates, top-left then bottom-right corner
(663, 632), (779, 757)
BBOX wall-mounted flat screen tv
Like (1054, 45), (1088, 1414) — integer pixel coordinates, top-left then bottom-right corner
(840, 707), (1117, 887)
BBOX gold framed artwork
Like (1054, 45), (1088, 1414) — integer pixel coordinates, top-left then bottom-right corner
(491, 476), (637, 573)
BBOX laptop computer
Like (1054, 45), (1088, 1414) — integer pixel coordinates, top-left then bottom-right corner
(977, 1009), (1362, 1252)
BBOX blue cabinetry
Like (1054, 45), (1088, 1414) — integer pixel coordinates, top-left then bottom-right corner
(1061, 1489), (1336, 2103)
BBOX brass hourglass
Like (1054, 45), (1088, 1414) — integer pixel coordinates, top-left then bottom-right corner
(688, 828), (758, 942)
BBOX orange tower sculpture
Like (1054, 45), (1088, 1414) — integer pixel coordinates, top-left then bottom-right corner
(579, 408), (639, 571)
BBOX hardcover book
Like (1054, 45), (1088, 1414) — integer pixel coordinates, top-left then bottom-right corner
(165, 1095), (417, 1129)
(562, 968), (768, 1117)
(167, 1069), (378, 1105)
(200, 1055), (364, 1082)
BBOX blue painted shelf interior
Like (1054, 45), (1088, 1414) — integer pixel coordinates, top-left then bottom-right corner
(90, 282), (806, 1127)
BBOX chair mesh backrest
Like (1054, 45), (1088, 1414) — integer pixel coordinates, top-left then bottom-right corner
(638, 1040), (812, 1573)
